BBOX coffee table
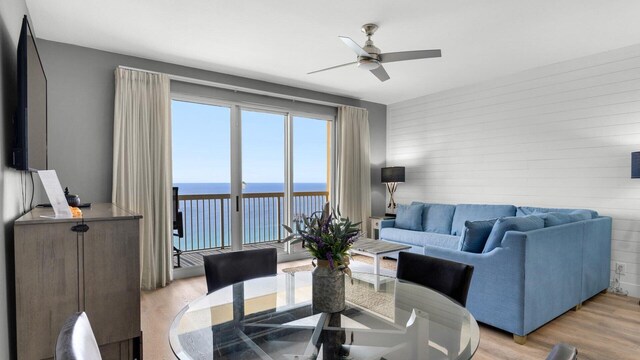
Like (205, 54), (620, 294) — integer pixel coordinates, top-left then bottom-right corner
(350, 237), (411, 290)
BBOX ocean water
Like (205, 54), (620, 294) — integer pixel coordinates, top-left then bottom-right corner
(174, 182), (327, 194)
(173, 183), (327, 251)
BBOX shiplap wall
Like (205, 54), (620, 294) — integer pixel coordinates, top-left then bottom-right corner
(387, 44), (640, 297)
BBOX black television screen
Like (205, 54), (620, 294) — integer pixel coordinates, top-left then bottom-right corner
(12, 15), (47, 171)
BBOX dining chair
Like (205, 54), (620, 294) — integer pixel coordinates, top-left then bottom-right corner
(55, 312), (102, 360)
(396, 251), (474, 307)
(546, 343), (578, 360)
(203, 248), (278, 294)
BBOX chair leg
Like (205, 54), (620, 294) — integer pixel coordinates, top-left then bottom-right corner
(513, 334), (527, 345)
(573, 303), (582, 311)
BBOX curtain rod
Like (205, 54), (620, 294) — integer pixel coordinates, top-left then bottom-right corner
(116, 65), (361, 109)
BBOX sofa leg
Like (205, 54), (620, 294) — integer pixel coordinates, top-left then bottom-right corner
(573, 303), (582, 311)
(601, 289), (608, 294)
(513, 334), (527, 345)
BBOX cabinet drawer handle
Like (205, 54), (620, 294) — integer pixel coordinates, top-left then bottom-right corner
(71, 224), (90, 233)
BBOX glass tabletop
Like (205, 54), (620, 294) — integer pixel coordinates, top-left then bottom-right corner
(170, 271), (480, 360)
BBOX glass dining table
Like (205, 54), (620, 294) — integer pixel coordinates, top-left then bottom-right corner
(170, 271), (479, 360)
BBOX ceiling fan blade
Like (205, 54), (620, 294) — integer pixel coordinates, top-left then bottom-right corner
(370, 65), (390, 82)
(308, 61), (357, 75)
(339, 36), (370, 57)
(379, 49), (442, 63)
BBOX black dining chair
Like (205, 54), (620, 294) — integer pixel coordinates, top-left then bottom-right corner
(546, 343), (578, 360)
(203, 248), (278, 294)
(396, 251), (474, 307)
(55, 312), (102, 360)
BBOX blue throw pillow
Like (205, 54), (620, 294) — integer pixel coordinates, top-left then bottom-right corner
(516, 206), (597, 218)
(536, 212), (588, 227)
(482, 215), (544, 253)
(569, 210), (592, 221)
(458, 219), (496, 253)
(394, 204), (423, 231)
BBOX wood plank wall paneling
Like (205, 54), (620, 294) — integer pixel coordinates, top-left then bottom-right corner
(386, 44), (640, 297)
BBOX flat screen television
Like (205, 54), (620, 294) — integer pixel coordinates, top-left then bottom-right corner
(12, 15), (47, 171)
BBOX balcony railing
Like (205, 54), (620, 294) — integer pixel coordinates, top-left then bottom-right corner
(175, 191), (329, 252)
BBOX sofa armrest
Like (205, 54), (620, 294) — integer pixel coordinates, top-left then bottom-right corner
(380, 219), (395, 229)
(423, 233), (527, 335)
(518, 224), (583, 334)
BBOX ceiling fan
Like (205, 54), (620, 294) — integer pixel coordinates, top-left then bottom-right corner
(308, 23), (442, 82)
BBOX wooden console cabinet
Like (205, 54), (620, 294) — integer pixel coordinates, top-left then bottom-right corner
(14, 203), (142, 360)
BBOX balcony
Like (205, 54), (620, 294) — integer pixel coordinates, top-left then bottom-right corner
(173, 191), (328, 267)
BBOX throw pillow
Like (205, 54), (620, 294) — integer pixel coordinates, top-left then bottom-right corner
(536, 212), (588, 227)
(569, 209), (592, 221)
(482, 215), (544, 253)
(536, 212), (578, 227)
(394, 204), (423, 231)
(516, 206), (598, 218)
(458, 219), (497, 253)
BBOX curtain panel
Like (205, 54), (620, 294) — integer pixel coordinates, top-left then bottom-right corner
(112, 68), (173, 290)
(336, 106), (372, 227)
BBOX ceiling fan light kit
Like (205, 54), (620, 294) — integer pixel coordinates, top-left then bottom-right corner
(309, 23), (442, 82)
(357, 58), (380, 71)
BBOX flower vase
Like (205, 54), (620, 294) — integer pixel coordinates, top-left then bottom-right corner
(312, 260), (345, 313)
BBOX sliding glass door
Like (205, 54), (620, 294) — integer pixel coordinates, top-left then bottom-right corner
(172, 100), (233, 255)
(241, 109), (286, 245)
(290, 116), (332, 254)
(172, 98), (333, 262)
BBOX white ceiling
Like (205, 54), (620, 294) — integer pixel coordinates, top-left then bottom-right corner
(26, 0), (640, 105)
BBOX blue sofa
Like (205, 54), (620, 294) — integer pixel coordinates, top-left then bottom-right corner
(380, 203), (611, 343)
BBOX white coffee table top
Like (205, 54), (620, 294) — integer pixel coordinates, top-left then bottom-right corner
(352, 237), (411, 255)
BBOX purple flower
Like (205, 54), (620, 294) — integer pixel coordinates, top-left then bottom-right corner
(326, 252), (334, 270)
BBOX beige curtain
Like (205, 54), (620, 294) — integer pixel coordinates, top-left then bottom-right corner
(112, 68), (172, 290)
(336, 106), (371, 226)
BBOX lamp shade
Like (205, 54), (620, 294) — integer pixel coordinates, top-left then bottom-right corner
(633, 152), (640, 179)
(381, 166), (405, 183)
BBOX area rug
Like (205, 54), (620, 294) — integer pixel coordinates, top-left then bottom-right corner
(282, 255), (398, 273)
(282, 255), (397, 318)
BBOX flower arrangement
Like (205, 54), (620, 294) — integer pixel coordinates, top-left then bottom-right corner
(282, 202), (361, 271)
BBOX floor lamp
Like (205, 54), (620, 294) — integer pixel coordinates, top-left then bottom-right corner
(381, 166), (405, 215)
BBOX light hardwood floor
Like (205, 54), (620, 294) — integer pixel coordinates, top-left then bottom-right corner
(142, 261), (640, 360)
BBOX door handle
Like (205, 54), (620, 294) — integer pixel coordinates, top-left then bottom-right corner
(236, 196), (240, 212)
(71, 224), (90, 233)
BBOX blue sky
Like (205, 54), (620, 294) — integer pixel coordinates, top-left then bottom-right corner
(172, 100), (328, 184)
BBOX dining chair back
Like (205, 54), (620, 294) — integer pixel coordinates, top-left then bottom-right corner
(204, 248), (277, 294)
(546, 343), (578, 360)
(55, 312), (102, 360)
(396, 251), (474, 307)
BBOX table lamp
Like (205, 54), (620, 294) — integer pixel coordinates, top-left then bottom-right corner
(634, 152), (640, 304)
(381, 166), (405, 213)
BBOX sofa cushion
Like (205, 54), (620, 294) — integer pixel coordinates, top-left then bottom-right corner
(516, 206), (597, 219)
(395, 204), (423, 231)
(458, 219), (497, 253)
(412, 202), (456, 234)
(483, 215), (545, 253)
(380, 227), (459, 250)
(536, 212), (590, 227)
(451, 204), (517, 236)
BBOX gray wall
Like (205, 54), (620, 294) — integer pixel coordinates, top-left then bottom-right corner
(37, 40), (387, 215)
(1, 1), (30, 358)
